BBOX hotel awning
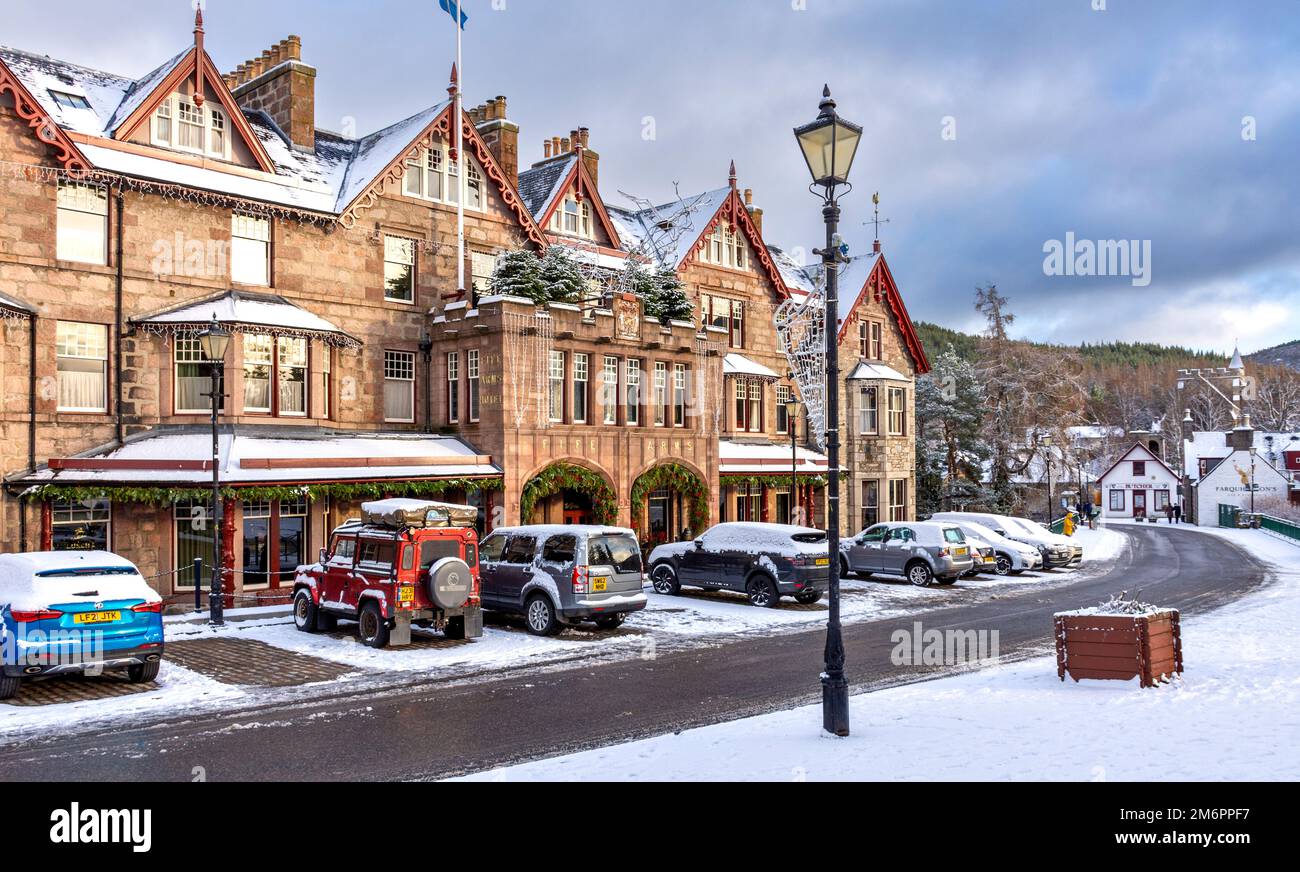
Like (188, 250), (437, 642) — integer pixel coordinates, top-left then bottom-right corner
(17, 428), (499, 490)
(131, 290), (362, 348)
(719, 439), (828, 476)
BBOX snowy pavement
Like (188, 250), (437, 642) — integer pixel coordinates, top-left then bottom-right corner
(0, 525), (1127, 740)
(457, 524), (1297, 781)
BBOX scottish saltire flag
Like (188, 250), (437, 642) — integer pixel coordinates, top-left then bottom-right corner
(439, 0), (468, 28)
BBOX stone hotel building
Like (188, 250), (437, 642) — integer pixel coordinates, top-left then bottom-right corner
(0, 12), (928, 605)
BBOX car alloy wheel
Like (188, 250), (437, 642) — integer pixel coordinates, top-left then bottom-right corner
(908, 563), (933, 587)
(527, 598), (554, 634)
(650, 564), (679, 595)
(839, 555), (850, 578)
(995, 555), (1012, 576)
(747, 576), (777, 608)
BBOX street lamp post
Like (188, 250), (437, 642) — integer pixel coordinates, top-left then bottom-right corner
(786, 396), (801, 523)
(197, 315), (231, 626)
(1039, 433), (1054, 528)
(1249, 445), (1257, 517)
(795, 85), (862, 738)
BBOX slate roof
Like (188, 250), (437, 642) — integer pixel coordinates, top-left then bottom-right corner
(516, 153), (577, 218)
(0, 44), (453, 217)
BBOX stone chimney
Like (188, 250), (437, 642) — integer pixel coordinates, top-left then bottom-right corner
(530, 126), (599, 187)
(225, 36), (316, 152)
(468, 95), (519, 187)
(744, 187), (763, 234)
(1229, 414), (1256, 451)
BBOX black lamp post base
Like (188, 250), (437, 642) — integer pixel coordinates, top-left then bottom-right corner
(822, 673), (851, 736)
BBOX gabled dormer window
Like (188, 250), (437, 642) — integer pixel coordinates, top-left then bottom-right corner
(699, 223), (747, 270)
(151, 94), (231, 160)
(403, 143), (485, 211)
(549, 195), (593, 239)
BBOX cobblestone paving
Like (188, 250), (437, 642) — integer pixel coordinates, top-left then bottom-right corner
(164, 637), (356, 687)
(1, 672), (156, 707)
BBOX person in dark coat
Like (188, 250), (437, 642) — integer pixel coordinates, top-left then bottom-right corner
(1164, 503), (1174, 523)
(1173, 502), (1183, 524)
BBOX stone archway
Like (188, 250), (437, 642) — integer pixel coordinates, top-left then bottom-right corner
(519, 461), (618, 525)
(630, 462), (710, 545)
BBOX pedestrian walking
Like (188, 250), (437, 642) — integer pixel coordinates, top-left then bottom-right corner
(1173, 502), (1183, 524)
(1164, 503), (1174, 523)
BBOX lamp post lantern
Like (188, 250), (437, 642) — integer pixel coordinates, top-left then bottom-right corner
(794, 85), (862, 737)
(197, 314), (230, 626)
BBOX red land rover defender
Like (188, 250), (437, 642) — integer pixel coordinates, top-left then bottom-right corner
(292, 498), (484, 648)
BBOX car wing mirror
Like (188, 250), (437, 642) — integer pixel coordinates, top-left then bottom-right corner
(318, 547), (328, 564)
(693, 539), (705, 550)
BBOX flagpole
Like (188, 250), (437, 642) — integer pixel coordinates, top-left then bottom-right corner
(455, 1), (465, 296)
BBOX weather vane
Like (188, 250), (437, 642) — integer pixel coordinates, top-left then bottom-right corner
(866, 191), (890, 253)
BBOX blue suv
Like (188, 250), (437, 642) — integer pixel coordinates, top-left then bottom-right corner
(0, 551), (165, 699)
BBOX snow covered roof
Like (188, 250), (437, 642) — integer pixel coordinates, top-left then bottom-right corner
(723, 353), (781, 381)
(131, 290), (362, 348)
(719, 439), (828, 475)
(517, 153), (578, 219)
(0, 44), (460, 219)
(20, 428), (501, 488)
(1184, 430), (1300, 479)
(846, 361), (911, 382)
(768, 245), (817, 294)
(0, 290), (35, 318)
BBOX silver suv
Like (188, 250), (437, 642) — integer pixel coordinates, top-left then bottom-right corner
(478, 525), (647, 635)
(840, 521), (974, 586)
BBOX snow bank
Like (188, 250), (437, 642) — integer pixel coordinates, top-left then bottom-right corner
(458, 526), (1298, 782)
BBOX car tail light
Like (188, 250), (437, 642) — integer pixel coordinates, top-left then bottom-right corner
(938, 548), (950, 558)
(131, 601), (163, 614)
(10, 608), (62, 623)
(572, 566), (589, 594)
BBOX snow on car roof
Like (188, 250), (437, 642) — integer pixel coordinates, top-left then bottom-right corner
(0, 550), (138, 574)
(487, 525), (638, 538)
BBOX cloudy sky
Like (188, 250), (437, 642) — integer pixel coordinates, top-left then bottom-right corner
(7, 0), (1298, 354)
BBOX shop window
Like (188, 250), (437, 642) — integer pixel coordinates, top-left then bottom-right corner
(50, 498), (110, 551)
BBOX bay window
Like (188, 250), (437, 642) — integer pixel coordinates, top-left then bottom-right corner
(384, 350), (416, 423)
(55, 321), (108, 412)
(859, 386), (878, 435)
(56, 181), (108, 264)
(277, 337), (308, 416)
(242, 335), (274, 413)
(887, 387), (906, 436)
(888, 478), (908, 522)
(175, 333), (224, 414)
(862, 480), (880, 529)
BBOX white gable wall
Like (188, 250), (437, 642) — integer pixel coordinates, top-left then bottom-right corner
(1097, 443), (1182, 520)
(1192, 449), (1290, 527)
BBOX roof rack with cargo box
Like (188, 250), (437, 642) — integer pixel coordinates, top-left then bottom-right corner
(360, 498), (478, 529)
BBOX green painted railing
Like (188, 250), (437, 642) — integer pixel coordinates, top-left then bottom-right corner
(1258, 514), (1300, 543)
(1218, 504), (1240, 528)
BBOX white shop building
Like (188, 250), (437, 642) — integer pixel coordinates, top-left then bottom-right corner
(1096, 442), (1183, 520)
(1192, 449), (1291, 527)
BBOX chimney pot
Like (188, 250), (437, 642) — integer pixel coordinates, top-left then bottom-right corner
(552, 136), (561, 154)
(744, 188), (753, 206)
(544, 140), (553, 158)
(561, 137), (571, 153)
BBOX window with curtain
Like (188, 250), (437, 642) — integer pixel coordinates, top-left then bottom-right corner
(776, 384), (791, 434)
(548, 350), (565, 422)
(887, 387), (906, 436)
(384, 350), (415, 423)
(231, 214), (271, 286)
(384, 235), (416, 303)
(626, 359), (641, 426)
(56, 181), (108, 264)
(243, 334), (273, 413)
(278, 336), (308, 416)
(861, 480), (880, 529)
(747, 381), (762, 433)
(55, 321), (108, 412)
(601, 356), (618, 425)
(572, 353), (589, 424)
(174, 334), (223, 414)
(467, 349), (480, 422)
(653, 362), (667, 427)
(446, 351), (459, 423)
(174, 500), (215, 590)
(859, 386), (879, 435)
(320, 347), (332, 419)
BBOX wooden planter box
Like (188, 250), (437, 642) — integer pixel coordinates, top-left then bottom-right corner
(1054, 609), (1183, 688)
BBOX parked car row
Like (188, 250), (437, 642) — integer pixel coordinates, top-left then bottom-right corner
(930, 512), (1083, 569)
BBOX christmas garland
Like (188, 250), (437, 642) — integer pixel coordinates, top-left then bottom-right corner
(24, 477), (504, 506)
(519, 463), (618, 525)
(629, 463), (711, 538)
(719, 473), (831, 489)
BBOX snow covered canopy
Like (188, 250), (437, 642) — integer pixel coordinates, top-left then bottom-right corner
(131, 290), (361, 348)
(846, 361), (911, 383)
(0, 290), (35, 320)
(19, 428), (500, 489)
(723, 353), (782, 382)
(719, 439), (828, 476)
